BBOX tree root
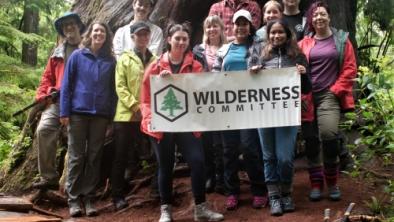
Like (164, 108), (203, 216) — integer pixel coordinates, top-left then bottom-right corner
(31, 205), (63, 219)
(29, 190), (67, 206)
(114, 198), (156, 215)
(360, 166), (392, 179)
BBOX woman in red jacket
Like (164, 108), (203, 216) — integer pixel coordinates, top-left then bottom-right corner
(298, 1), (357, 202)
(139, 23), (224, 222)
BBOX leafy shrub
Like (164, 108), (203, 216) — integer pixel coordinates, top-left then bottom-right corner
(343, 57), (394, 155)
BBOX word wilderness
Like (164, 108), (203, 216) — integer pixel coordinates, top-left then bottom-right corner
(150, 67), (301, 132)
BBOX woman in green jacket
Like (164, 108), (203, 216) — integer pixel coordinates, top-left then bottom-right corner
(111, 21), (156, 210)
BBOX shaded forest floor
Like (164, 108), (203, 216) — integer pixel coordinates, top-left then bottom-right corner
(32, 158), (386, 222)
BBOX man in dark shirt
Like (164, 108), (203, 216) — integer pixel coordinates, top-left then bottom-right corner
(282, 0), (305, 41)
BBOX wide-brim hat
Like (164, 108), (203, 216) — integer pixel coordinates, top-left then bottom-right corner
(232, 9), (253, 24)
(54, 11), (85, 36)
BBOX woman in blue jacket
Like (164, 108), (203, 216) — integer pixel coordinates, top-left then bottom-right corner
(60, 21), (116, 218)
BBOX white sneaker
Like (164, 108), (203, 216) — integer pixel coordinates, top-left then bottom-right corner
(159, 204), (172, 222)
(194, 202), (224, 221)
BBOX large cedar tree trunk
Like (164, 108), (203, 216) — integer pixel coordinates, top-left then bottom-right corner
(0, 0), (357, 194)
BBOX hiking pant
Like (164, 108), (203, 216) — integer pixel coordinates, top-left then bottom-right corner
(151, 133), (206, 205)
(66, 115), (109, 203)
(303, 90), (341, 166)
(36, 103), (61, 182)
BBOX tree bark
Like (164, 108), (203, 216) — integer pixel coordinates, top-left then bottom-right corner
(71, 0), (357, 47)
(21, 5), (39, 66)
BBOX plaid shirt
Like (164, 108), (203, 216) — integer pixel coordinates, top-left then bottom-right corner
(209, 0), (261, 38)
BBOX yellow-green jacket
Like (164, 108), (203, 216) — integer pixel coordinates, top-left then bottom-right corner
(114, 50), (156, 122)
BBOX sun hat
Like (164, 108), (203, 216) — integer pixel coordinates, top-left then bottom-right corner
(54, 11), (85, 36)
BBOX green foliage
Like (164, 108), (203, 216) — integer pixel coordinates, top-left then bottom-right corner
(0, 0), (69, 166)
(343, 58), (394, 155)
(357, 0), (393, 68)
(364, 196), (384, 215)
(0, 0), (70, 66)
(0, 54), (41, 165)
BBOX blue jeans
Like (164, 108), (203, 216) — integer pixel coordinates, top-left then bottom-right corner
(258, 126), (298, 185)
(221, 129), (266, 196)
(150, 133), (205, 205)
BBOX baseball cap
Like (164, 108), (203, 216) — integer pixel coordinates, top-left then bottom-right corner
(232, 9), (253, 23)
(130, 21), (151, 34)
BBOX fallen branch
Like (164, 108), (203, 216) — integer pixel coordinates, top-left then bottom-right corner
(324, 208), (330, 222)
(360, 167), (392, 179)
(97, 194), (146, 212)
(129, 175), (153, 194)
(28, 190), (67, 206)
(348, 215), (382, 222)
(31, 205), (63, 219)
(342, 203), (356, 222)
(115, 198), (155, 215)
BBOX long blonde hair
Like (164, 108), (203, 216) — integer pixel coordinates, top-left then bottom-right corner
(202, 15), (226, 46)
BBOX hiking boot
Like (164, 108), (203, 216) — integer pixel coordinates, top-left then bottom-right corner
(113, 197), (129, 211)
(159, 204), (172, 222)
(32, 179), (59, 190)
(328, 186), (341, 201)
(84, 199), (98, 217)
(281, 196), (295, 212)
(252, 195), (268, 209)
(269, 197), (283, 216)
(309, 188), (322, 201)
(69, 201), (82, 217)
(194, 202), (224, 221)
(225, 195), (238, 211)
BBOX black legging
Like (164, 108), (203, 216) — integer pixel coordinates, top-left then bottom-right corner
(151, 132), (206, 205)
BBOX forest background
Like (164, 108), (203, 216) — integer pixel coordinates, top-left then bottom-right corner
(0, 0), (393, 220)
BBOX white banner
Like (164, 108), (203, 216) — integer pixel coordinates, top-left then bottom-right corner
(150, 67), (300, 132)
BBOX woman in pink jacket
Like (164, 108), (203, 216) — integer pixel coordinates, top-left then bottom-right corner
(298, 1), (357, 202)
(140, 23), (223, 222)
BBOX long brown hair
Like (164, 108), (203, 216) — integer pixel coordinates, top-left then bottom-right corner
(261, 19), (302, 60)
(81, 21), (114, 57)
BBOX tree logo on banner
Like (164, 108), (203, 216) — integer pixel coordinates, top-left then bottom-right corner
(154, 84), (188, 122)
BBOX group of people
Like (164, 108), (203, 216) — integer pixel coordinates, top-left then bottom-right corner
(33, 0), (357, 221)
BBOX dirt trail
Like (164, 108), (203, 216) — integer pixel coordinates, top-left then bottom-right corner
(55, 159), (375, 222)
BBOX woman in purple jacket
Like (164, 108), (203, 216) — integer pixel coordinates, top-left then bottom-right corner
(60, 21), (116, 218)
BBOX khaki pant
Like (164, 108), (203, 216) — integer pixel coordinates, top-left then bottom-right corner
(66, 115), (109, 202)
(36, 103), (61, 182)
(303, 90), (341, 166)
